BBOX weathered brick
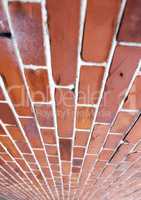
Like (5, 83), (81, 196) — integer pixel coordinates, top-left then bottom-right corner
(9, 2), (45, 65)
(45, 145), (58, 156)
(82, 0), (120, 62)
(74, 131), (89, 147)
(118, 0), (141, 42)
(76, 106), (95, 129)
(0, 38), (32, 116)
(25, 69), (50, 102)
(55, 89), (75, 137)
(111, 111), (137, 134)
(46, 0), (80, 85)
(73, 147), (85, 158)
(20, 118), (42, 148)
(96, 45), (141, 122)
(59, 139), (72, 161)
(88, 124), (109, 154)
(78, 66), (104, 104)
(34, 104), (54, 127)
(41, 129), (56, 144)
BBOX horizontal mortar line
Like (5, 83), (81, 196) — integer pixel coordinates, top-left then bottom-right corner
(118, 41), (141, 47)
(18, 116), (33, 119)
(55, 84), (75, 90)
(120, 108), (140, 113)
(108, 132), (124, 136)
(8, 0), (42, 3)
(40, 126), (55, 129)
(24, 65), (48, 69)
(0, 100), (8, 103)
(94, 122), (110, 125)
(75, 128), (90, 132)
(80, 60), (107, 67)
(33, 101), (52, 105)
(77, 103), (97, 108)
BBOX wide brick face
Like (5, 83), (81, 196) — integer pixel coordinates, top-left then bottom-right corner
(0, 0), (141, 200)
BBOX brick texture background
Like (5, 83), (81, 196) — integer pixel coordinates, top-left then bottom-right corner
(0, 0), (141, 200)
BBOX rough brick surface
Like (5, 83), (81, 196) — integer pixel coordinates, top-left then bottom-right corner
(0, 0), (141, 200)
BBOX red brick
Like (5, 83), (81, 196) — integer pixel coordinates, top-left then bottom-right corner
(20, 118), (42, 148)
(75, 131), (89, 147)
(0, 125), (6, 135)
(73, 159), (83, 167)
(25, 69), (50, 102)
(92, 160), (106, 178)
(123, 76), (141, 109)
(34, 104), (54, 127)
(59, 139), (72, 161)
(96, 45), (141, 122)
(62, 162), (71, 175)
(55, 89), (75, 137)
(48, 156), (59, 164)
(118, 0), (141, 42)
(0, 38), (32, 116)
(9, 2), (45, 65)
(88, 124), (109, 154)
(41, 129), (56, 144)
(46, 0), (80, 85)
(104, 134), (122, 149)
(76, 106), (95, 129)
(45, 145), (58, 156)
(0, 87), (4, 100)
(111, 111), (137, 134)
(23, 154), (35, 163)
(78, 66), (104, 104)
(125, 117), (141, 145)
(0, 1), (10, 33)
(72, 167), (81, 173)
(73, 147), (85, 158)
(16, 141), (31, 154)
(82, 0), (120, 62)
(99, 149), (114, 161)
(34, 150), (47, 166)
(6, 126), (25, 141)
(0, 103), (16, 125)
(16, 159), (29, 171)
(100, 164), (115, 178)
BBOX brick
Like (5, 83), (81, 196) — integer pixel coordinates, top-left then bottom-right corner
(34, 104), (54, 127)
(73, 147), (85, 158)
(104, 134), (122, 149)
(99, 149), (114, 161)
(41, 129), (56, 144)
(0, 38), (32, 116)
(16, 141), (31, 154)
(0, 125), (6, 135)
(73, 159), (83, 167)
(118, 0), (141, 42)
(23, 154), (35, 163)
(25, 69), (50, 102)
(9, 2), (45, 65)
(72, 167), (81, 173)
(46, 0), (80, 85)
(16, 159), (29, 171)
(34, 150), (47, 166)
(0, 1), (10, 33)
(45, 145), (58, 156)
(59, 139), (72, 161)
(6, 126), (25, 141)
(48, 156), (59, 164)
(76, 106), (95, 129)
(125, 117), (141, 145)
(62, 162), (71, 175)
(55, 89), (75, 137)
(96, 45), (141, 122)
(78, 66), (104, 104)
(123, 76), (141, 109)
(0, 103), (16, 125)
(20, 118), (42, 148)
(74, 131), (89, 147)
(88, 124), (109, 154)
(111, 111), (137, 134)
(82, 0), (120, 62)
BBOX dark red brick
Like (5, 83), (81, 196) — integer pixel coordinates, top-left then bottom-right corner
(0, 103), (16, 125)
(25, 69), (51, 102)
(34, 104), (54, 127)
(118, 0), (141, 42)
(55, 89), (75, 137)
(59, 139), (72, 161)
(96, 45), (141, 122)
(9, 2), (45, 65)
(46, 0), (80, 85)
(82, 0), (120, 62)
(78, 66), (104, 104)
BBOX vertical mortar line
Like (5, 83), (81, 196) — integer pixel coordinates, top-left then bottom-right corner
(41, 0), (66, 199)
(68, 0), (88, 199)
(4, 1), (57, 199)
(73, 0), (128, 199)
(89, 61), (141, 200)
(0, 77), (48, 200)
(0, 121), (44, 200)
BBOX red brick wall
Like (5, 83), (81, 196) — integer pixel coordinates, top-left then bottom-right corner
(0, 0), (141, 199)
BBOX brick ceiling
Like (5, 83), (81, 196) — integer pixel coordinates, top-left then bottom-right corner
(0, 0), (141, 199)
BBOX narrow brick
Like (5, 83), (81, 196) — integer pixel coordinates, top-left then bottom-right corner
(55, 89), (75, 137)
(34, 104), (54, 127)
(78, 66), (104, 104)
(76, 106), (95, 129)
(59, 139), (72, 161)
(34, 150), (47, 167)
(46, 0), (80, 85)
(82, 0), (120, 62)
(118, 0), (141, 42)
(9, 2), (45, 65)
(96, 45), (141, 122)
(25, 69), (51, 102)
